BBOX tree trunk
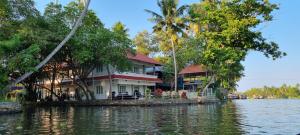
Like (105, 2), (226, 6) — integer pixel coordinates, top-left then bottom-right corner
(74, 80), (89, 101)
(82, 79), (95, 101)
(87, 89), (95, 100)
(11, 0), (91, 86)
(50, 66), (57, 101)
(35, 84), (60, 99)
(24, 83), (37, 102)
(107, 65), (113, 100)
(170, 39), (178, 93)
(202, 75), (215, 96)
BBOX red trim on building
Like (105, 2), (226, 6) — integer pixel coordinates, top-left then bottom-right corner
(127, 52), (161, 65)
(94, 75), (162, 83)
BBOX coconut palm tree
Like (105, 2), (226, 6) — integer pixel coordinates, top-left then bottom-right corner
(145, 0), (189, 93)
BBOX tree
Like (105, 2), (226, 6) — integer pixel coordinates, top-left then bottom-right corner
(11, 0), (91, 87)
(187, 0), (286, 91)
(61, 0), (104, 101)
(0, 0), (41, 98)
(103, 22), (132, 99)
(112, 21), (129, 37)
(145, 0), (189, 92)
(133, 30), (159, 57)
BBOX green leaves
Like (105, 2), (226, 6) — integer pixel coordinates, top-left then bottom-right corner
(0, 35), (21, 56)
(244, 84), (300, 99)
(133, 30), (159, 56)
(182, 0), (285, 91)
(7, 44), (41, 72)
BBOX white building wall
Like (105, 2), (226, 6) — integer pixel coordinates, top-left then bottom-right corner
(54, 60), (159, 100)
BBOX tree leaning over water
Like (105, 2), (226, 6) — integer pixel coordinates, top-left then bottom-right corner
(145, 0), (189, 92)
(10, 0), (91, 89)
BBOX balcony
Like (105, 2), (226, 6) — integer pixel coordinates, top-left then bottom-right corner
(114, 72), (158, 79)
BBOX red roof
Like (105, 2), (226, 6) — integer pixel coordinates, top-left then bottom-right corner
(179, 65), (207, 75)
(127, 52), (161, 65)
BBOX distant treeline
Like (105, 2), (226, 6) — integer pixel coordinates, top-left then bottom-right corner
(244, 84), (300, 99)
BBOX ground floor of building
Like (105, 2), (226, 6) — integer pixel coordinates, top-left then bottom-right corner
(38, 78), (156, 100)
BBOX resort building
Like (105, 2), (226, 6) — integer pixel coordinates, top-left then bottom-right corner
(40, 52), (162, 100)
(179, 65), (215, 97)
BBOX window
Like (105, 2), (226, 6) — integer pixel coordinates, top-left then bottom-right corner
(133, 66), (139, 74)
(96, 64), (103, 73)
(118, 85), (126, 93)
(142, 65), (146, 74)
(96, 86), (103, 94)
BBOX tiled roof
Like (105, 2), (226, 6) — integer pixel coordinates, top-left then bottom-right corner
(127, 52), (161, 65)
(179, 65), (207, 75)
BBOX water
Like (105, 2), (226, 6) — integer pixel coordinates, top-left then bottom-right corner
(0, 100), (300, 135)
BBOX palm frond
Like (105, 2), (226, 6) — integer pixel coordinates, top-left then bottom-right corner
(171, 25), (187, 37)
(160, 0), (168, 17)
(157, 0), (162, 9)
(144, 9), (163, 20)
(176, 5), (189, 17)
(148, 17), (164, 24)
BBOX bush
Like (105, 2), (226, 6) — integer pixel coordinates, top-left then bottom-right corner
(181, 92), (187, 99)
(154, 89), (163, 98)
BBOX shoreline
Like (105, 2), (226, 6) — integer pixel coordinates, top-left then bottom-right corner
(1, 98), (221, 114)
(0, 102), (22, 115)
(23, 98), (220, 107)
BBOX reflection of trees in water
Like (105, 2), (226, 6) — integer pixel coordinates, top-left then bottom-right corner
(215, 102), (244, 134)
(4, 106), (74, 134)
(1, 103), (244, 134)
(150, 103), (244, 134)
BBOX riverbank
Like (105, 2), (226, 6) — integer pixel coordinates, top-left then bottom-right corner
(0, 102), (22, 114)
(24, 98), (220, 107)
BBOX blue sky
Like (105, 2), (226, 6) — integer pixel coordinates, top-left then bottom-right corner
(35, 0), (300, 91)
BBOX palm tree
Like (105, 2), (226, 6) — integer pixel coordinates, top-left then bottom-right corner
(145, 0), (189, 93)
(11, 0), (91, 85)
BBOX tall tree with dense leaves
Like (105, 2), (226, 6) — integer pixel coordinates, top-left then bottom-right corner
(62, 0), (104, 101)
(12, 0), (91, 87)
(103, 22), (132, 99)
(133, 30), (159, 57)
(145, 0), (189, 92)
(0, 0), (40, 98)
(187, 0), (286, 91)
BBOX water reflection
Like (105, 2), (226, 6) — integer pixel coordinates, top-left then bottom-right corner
(0, 103), (244, 135)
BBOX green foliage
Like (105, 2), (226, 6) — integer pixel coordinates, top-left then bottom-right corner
(0, 35), (21, 56)
(7, 44), (41, 72)
(0, 0), (43, 93)
(133, 30), (159, 56)
(244, 84), (300, 99)
(0, 0), (132, 101)
(145, 0), (189, 52)
(112, 21), (129, 38)
(146, 0), (190, 92)
(184, 0), (285, 91)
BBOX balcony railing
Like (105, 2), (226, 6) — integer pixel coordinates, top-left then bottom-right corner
(114, 72), (158, 78)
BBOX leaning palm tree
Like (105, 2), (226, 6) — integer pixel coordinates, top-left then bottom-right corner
(145, 0), (189, 93)
(11, 0), (91, 85)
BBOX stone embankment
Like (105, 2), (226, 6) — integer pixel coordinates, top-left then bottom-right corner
(0, 102), (22, 114)
(198, 96), (220, 104)
(25, 98), (220, 107)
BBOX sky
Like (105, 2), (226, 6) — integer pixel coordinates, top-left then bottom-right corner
(34, 0), (300, 91)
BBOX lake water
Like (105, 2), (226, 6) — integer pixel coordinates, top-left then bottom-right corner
(0, 99), (300, 135)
